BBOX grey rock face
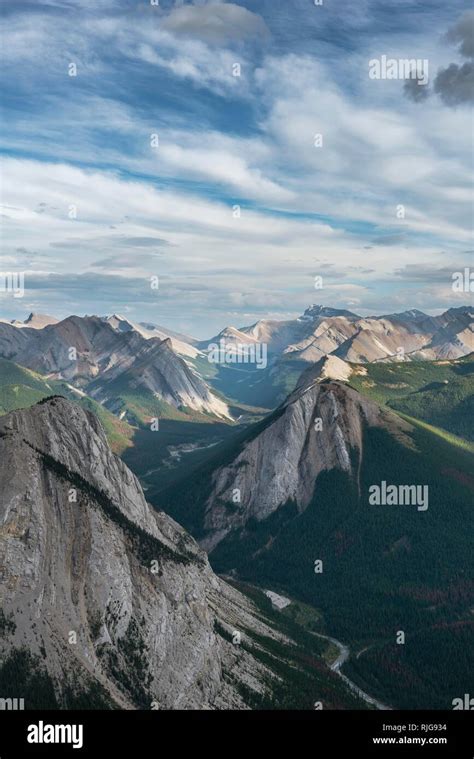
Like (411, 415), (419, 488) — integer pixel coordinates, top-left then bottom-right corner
(0, 316), (229, 418)
(210, 305), (474, 364)
(0, 399), (287, 709)
(201, 380), (413, 552)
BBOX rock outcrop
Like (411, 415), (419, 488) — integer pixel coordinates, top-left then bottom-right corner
(200, 379), (413, 552)
(0, 398), (304, 709)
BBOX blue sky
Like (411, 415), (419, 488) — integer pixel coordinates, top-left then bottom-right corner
(0, 0), (472, 336)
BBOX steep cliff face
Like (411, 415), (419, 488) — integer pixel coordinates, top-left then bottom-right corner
(158, 370), (474, 688)
(105, 314), (201, 359)
(199, 377), (413, 552)
(0, 398), (306, 709)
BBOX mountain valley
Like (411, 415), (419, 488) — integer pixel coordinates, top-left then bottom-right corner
(0, 305), (472, 710)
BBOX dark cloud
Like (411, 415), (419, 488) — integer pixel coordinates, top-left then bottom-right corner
(433, 10), (474, 106)
(118, 237), (172, 247)
(404, 10), (474, 106)
(393, 264), (465, 282)
(371, 233), (406, 247)
(445, 10), (474, 59)
(347, 266), (375, 274)
(36, 202), (59, 214)
(434, 61), (474, 106)
(16, 247), (39, 257)
(20, 272), (150, 293)
(21, 272), (215, 297)
(91, 252), (165, 269)
(403, 74), (430, 103)
(50, 235), (171, 251)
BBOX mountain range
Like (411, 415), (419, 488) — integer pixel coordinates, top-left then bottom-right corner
(2, 305), (472, 418)
(0, 314), (230, 422)
(204, 304), (474, 363)
(0, 304), (472, 710)
(159, 358), (473, 709)
(0, 397), (363, 709)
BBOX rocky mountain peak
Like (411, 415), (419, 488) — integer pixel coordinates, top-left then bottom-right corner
(0, 315), (230, 419)
(9, 312), (59, 329)
(299, 304), (359, 321)
(105, 314), (134, 332)
(0, 398), (316, 709)
(297, 354), (353, 387)
(200, 380), (412, 552)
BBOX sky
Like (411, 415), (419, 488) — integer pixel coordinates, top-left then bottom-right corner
(0, 0), (473, 337)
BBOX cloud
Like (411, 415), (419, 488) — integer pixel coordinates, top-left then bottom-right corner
(1, 0), (472, 333)
(403, 74), (430, 103)
(1, 155), (423, 333)
(370, 233), (407, 247)
(50, 234), (171, 251)
(434, 62), (474, 106)
(162, 1), (269, 44)
(113, 237), (171, 248)
(445, 10), (474, 59)
(92, 253), (166, 269)
(0, 5), (255, 99)
(129, 35), (251, 97)
(0, 156), (342, 267)
(432, 10), (474, 107)
(157, 141), (294, 203)
(254, 53), (472, 241)
(392, 264), (467, 283)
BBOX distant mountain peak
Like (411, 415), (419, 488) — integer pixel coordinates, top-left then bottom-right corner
(19, 313), (59, 329)
(0, 314), (230, 419)
(298, 304), (359, 321)
(398, 309), (427, 318)
(105, 314), (134, 332)
(445, 306), (473, 315)
(298, 354), (353, 387)
(382, 308), (428, 321)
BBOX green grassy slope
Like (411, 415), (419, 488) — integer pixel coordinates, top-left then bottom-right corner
(350, 355), (474, 441)
(0, 359), (135, 454)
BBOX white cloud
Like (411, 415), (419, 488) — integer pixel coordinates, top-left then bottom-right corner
(1, 2), (472, 332)
(157, 143), (294, 203)
(1, 157), (461, 299)
(253, 53), (473, 241)
(162, 1), (270, 44)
